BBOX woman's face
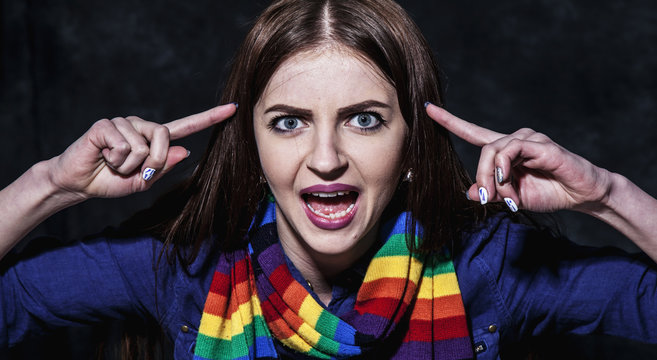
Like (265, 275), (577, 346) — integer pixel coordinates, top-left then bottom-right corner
(253, 47), (407, 271)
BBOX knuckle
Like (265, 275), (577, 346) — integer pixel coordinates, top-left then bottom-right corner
(513, 127), (535, 137)
(475, 171), (488, 185)
(531, 132), (551, 142)
(94, 118), (112, 128)
(149, 151), (167, 164)
(153, 125), (171, 138)
(547, 142), (562, 155)
(125, 115), (144, 122)
(114, 141), (131, 154)
(133, 144), (150, 157)
(91, 119), (114, 134)
(494, 152), (507, 165)
(481, 143), (493, 152)
(148, 156), (166, 166)
(480, 142), (498, 156)
(507, 137), (522, 146)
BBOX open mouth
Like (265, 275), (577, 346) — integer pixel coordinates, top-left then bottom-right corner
(300, 184), (360, 229)
(302, 191), (359, 220)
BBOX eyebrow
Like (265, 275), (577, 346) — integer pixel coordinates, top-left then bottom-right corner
(263, 100), (391, 119)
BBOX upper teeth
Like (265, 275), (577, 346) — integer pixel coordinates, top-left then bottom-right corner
(310, 191), (350, 198)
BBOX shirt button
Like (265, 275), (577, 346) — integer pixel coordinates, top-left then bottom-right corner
(488, 324), (498, 333)
(181, 325), (190, 333)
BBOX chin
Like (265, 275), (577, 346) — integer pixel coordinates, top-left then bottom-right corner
(303, 231), (363, 256)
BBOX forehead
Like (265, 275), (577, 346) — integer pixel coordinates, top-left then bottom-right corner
(259, 47), (396, 105)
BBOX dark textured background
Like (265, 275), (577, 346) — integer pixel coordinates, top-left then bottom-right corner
(1, 0), (656, 358)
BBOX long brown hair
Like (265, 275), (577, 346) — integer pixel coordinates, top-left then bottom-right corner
(147, 0), (481, 265)
(113, 1), (491, 358)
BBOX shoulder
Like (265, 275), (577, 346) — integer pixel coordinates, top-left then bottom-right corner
(452, 213), (657, 348)
(102, 229), (222, 348)
(450, 214), (564, 348)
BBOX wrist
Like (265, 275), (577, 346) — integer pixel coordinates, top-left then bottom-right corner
(0, 159), (88, 258)
(36, 157), (88, 208)
(577, 170), (632, 223)
(577, 170), (657, 260)
(593, 171), (627, 214)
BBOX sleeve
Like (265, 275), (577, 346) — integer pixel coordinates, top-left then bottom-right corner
(0, 233), (173, 349)
(458, 216), (657, 348)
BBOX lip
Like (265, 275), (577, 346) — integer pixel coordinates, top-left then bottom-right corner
(299, 183), (360, 230)
(300, 183), (360, 194)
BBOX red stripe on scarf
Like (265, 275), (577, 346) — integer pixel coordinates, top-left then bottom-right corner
(404, 315), (470, 341)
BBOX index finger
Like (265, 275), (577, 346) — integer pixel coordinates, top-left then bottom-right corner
(425, 103), (505, 147)
(165, 103), (238, 140)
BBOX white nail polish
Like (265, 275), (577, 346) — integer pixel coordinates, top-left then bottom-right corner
(142, 168), (156, 181)
(504, 197), (518, 212)
(478, 187), (488, 205)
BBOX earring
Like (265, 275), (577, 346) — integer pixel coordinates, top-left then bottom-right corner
(403, 169), (414, 183)
(259, 175), (267, 184)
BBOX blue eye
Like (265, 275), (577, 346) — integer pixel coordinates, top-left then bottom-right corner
(348, 112), (384, 130)
(273, 116), (303, 131)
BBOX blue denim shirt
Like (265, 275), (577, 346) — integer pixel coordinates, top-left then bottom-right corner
(2, 215), (656, 359)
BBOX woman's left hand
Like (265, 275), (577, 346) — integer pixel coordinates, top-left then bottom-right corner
(425, 103), (612, 213)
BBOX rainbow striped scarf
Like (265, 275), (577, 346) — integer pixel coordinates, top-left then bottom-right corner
(194, 199), (472, 359)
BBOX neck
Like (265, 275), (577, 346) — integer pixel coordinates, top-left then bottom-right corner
(279, 241), (344, 306)
(279, 227), (379, 307)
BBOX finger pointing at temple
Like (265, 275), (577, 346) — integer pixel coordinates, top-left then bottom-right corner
(165, 102), (238, 140)
(119, 102), (238, 184)
(425, 102), (511, 207)
(425, 102), (504, 147)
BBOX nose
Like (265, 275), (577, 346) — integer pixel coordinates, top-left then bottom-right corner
(306, 127), (347, 179)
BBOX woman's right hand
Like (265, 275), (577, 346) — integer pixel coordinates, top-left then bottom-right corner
(47, 103), (237, 201)
(0, 103), (237, 259)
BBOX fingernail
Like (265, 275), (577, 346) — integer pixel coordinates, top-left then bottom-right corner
(142, 167), (156, 181)
(465, 191), (471, 201)
(478, 187), (488, 205)
(424, 101), (432, 108)
(504, 197), (519, 212)
(231, 102), (239, 109)
(185, 150), (191, 158)
(496, 167), (504, 184)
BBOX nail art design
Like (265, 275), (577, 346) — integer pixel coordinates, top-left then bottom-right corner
(504, 197), (518, 212)
(478, 187), (488, 205)
(142, 168), (156, 181)
(424, 101), (432, 108)
(465, 191), (471, 201)
(496, 167), (504, 184)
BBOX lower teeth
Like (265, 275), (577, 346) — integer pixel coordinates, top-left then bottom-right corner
(306, 203), (355, 219)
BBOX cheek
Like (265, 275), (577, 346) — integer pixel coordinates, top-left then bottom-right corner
(256, 137), (302, 193)
(362, 135), (405, 180)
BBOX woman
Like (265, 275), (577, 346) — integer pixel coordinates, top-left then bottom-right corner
(1, 0), (656, 359)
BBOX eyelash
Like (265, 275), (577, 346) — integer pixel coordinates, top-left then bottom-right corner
(267, 111), (387, 134)
(267, 115), (306, 134)
(348, 111), (387, 133)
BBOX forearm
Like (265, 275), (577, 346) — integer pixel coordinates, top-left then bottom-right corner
(582, 171), (657, 262)
(0, 159), (84, 259)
